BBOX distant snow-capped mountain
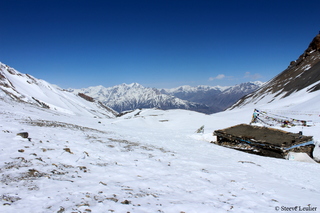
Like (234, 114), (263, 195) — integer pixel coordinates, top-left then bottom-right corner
(161, 85), (230, 94)
(0, 62), (117, 118)
(71, 83), (210, 113)
(72, 81), (262, 114)
(161, 82), (263, 113)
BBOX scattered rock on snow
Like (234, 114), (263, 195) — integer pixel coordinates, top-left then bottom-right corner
(121, 200), (131, 204)
(17, 132), (28, 138)
(63, 148), (73, 154)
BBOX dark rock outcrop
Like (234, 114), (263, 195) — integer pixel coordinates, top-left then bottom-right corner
(17, 132), (29, 138)
(78, 93), (95, 102)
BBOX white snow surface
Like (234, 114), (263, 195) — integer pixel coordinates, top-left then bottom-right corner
(1, 91), (320, 212)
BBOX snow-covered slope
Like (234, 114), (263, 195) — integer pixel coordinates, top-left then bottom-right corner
(231, 34), (320, 109)
(0, 62), (117, 118)
(231, 80), (320, 113)
(72, 83), (209, 113)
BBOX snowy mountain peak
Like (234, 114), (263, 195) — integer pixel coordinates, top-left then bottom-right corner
(128, 82), (143, 88)
(114, 82), (144, 89)
(250, 81), (265, 87)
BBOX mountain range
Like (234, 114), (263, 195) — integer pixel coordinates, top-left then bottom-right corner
(71, 81), (263, 114)
(161, 81), (263, 113)
(70, 83), (209, 114)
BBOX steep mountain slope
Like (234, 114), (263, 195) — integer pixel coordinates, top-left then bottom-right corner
(230, 34), (320, 109)
(72, 83), (210, 113)
(162, 82), (263, 113)
(0, 62), (117, 118)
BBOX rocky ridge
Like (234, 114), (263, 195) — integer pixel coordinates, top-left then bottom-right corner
(230, 33), (320, 109)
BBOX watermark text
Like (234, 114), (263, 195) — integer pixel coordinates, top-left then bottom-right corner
(275, 205), (317, 212)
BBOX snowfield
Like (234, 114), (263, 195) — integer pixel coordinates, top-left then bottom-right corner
(1, 94), (320, 213)
(1, 61), (320, 213)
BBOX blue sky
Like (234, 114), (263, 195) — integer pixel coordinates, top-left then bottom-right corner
(1, 0), (319, 89)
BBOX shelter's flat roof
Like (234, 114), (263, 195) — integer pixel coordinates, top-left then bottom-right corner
(215, 124), (312, 147)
